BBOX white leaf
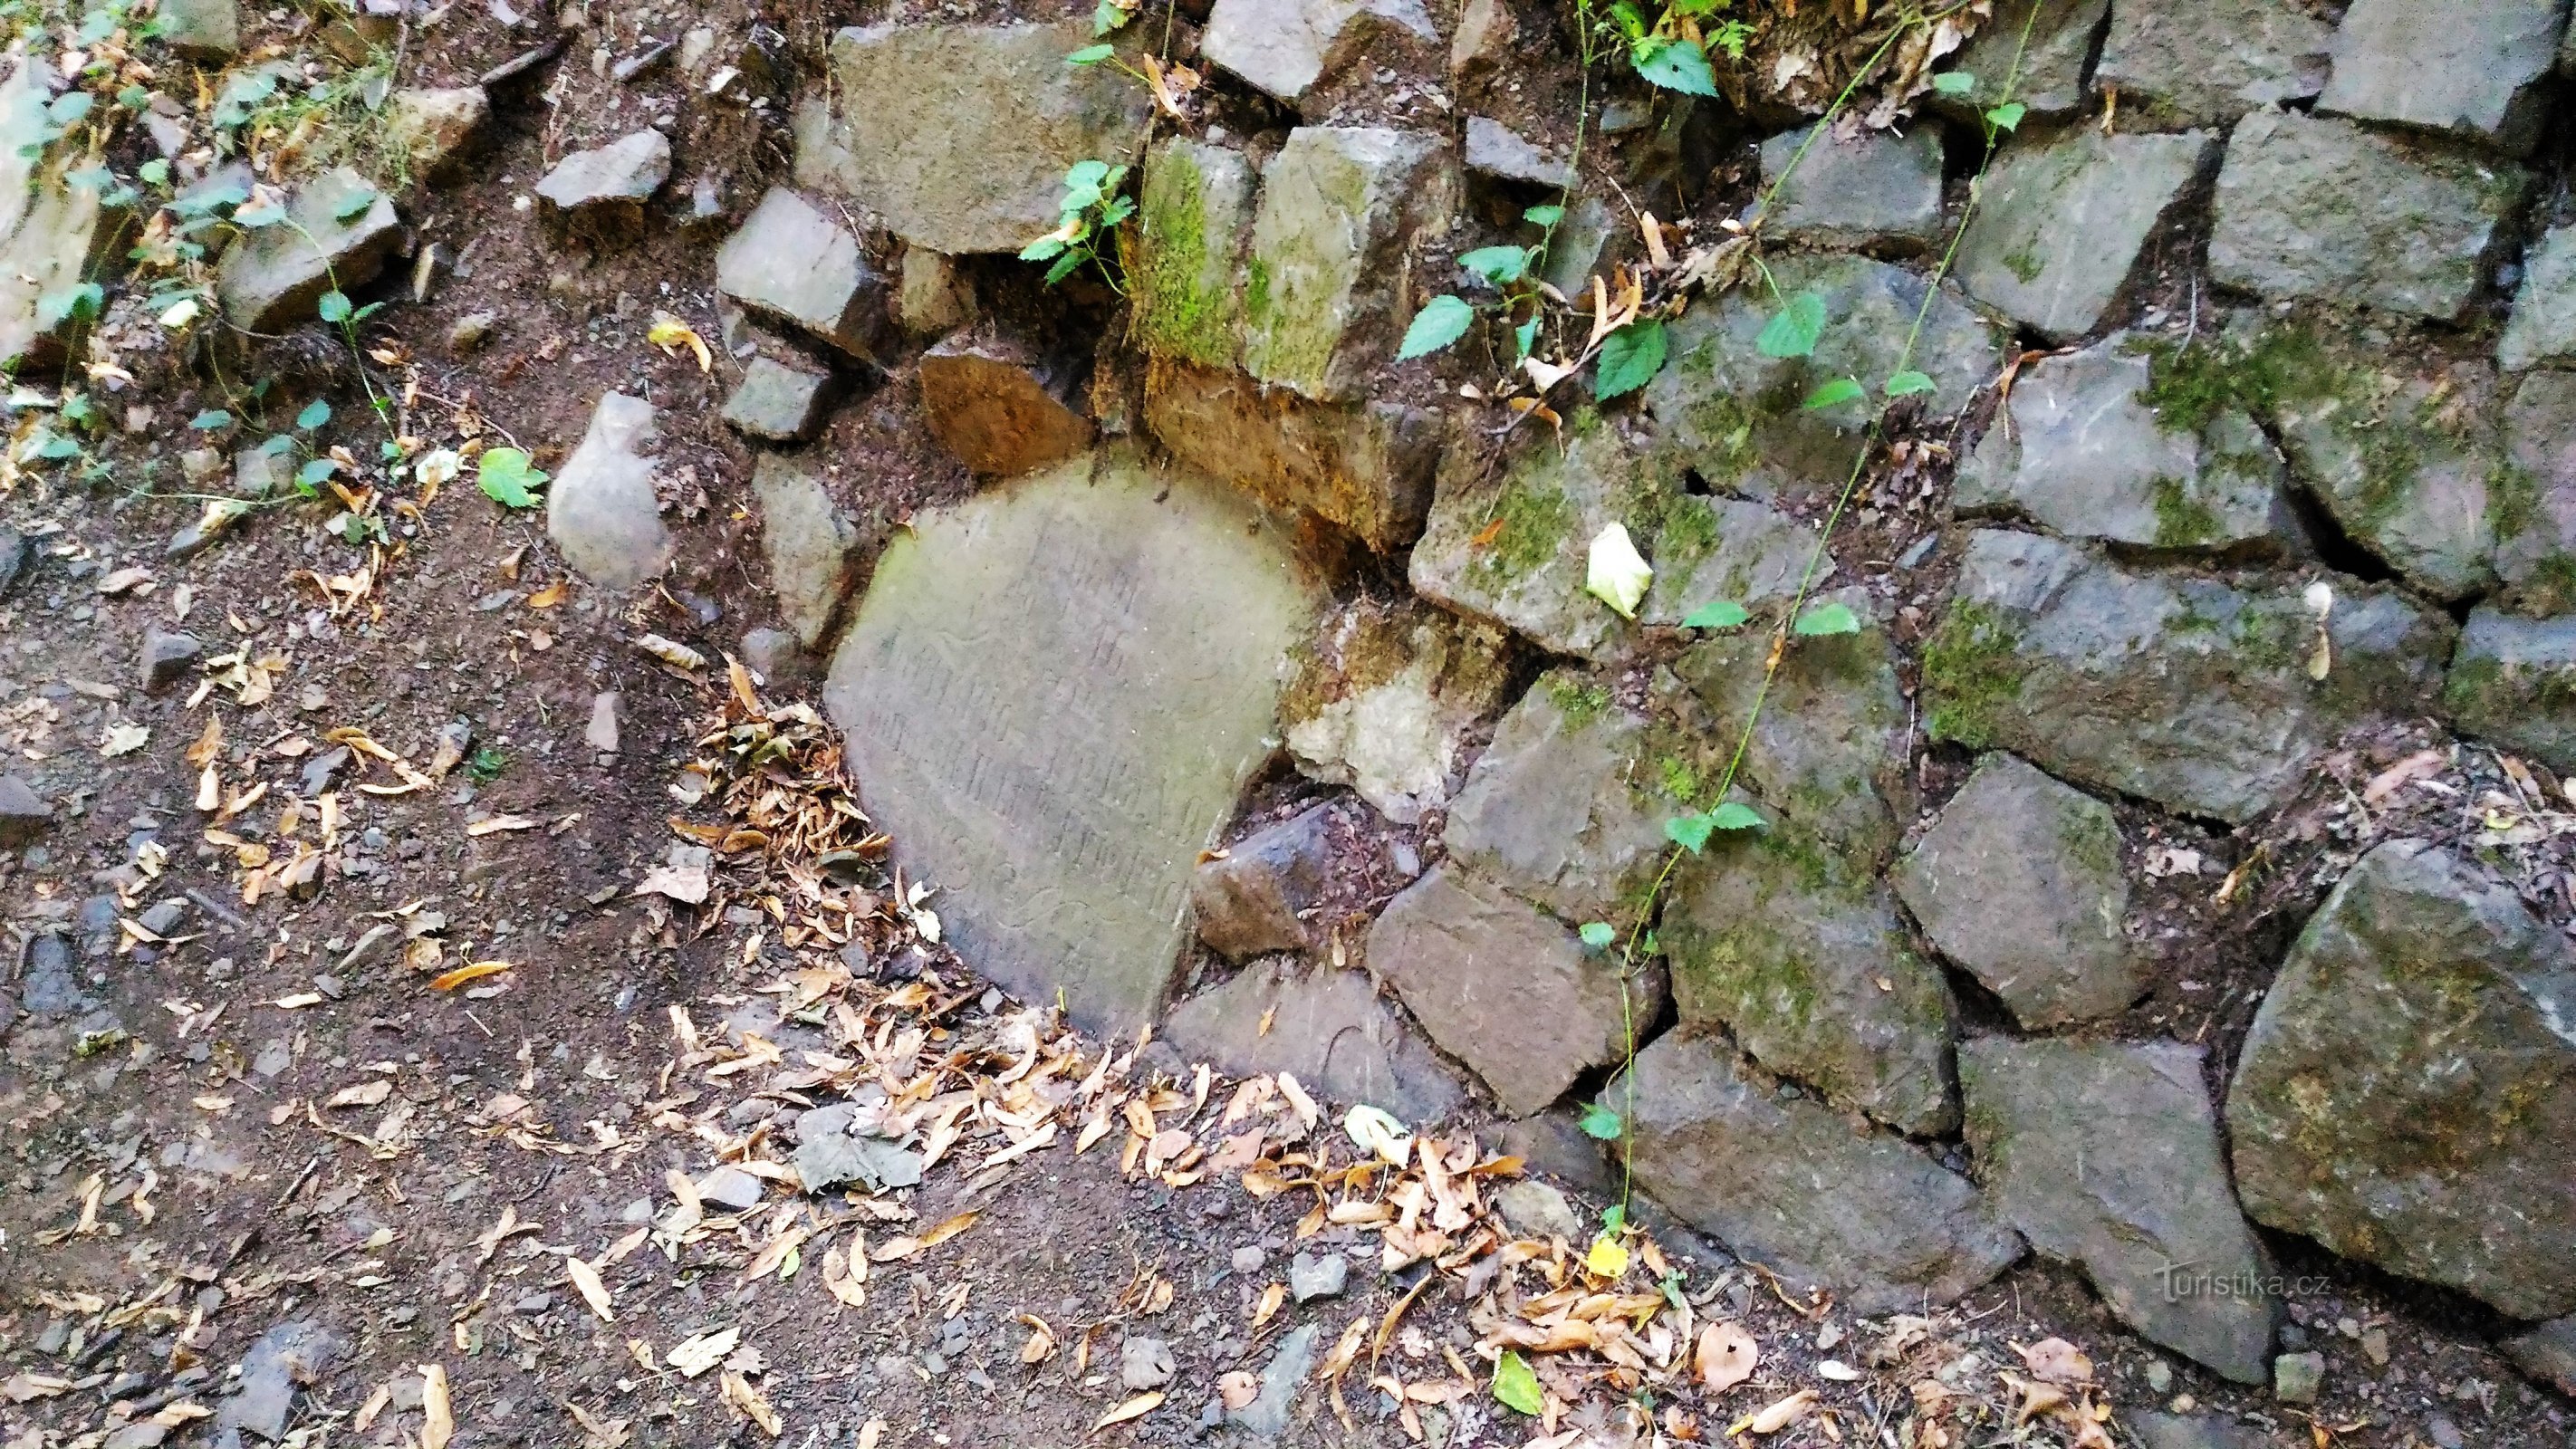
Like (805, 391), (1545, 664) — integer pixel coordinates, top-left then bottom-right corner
(1584, 523), (1652, 620)
(1341, 1104), (1411, 1166)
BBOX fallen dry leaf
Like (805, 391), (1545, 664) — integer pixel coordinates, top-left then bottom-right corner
(668, 1326), (740, 1378)
(1737, 1389), (1815, 1435)
(428, 962), (512, 991)
(1697, 1321), (1758, 1392)
(2014, 1337), (2093, 1386)
(1092, 1393), (1162, 1430)
(566, 1255), (615, 1322)
(420, 1365), (454, 1449)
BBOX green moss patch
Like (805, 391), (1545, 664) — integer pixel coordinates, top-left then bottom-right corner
(1921, 599), (2028, 746)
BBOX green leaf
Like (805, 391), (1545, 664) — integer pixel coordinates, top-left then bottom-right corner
(332, 187), (379, 222)
(1932, 71), (1975, 96)
(1457, 245), (1532, 285)
(1091, 0), (1129, 34)
(1985, 101), (2026, 133)
(1042, 251), (1085, 286)
(1018, 235), (1069, 262)
(1513, 314), (1539, 363)
(37, 282), (103, 329)
(1708, 801), (1766, 831)
(1577, 1100), (1623, 1139)
(1398, 295), (1475, 360)
(47, 91), (93, 126)
(1631, 35), (1719, 97)
(476, 446), (549, 509)
(1066, 43), (1114, 63)
(295, 398), (331, 430)
(65, 163), (113, 192)
(295, 456), (338, 494)
(1665, 812), (1716, 855)
(188, 408), (233, 430)
(1578, 921), (1616, 949)
(138, 158), (169, 186)
(317, 291), (352, 324)
(33, 429), (80, 460)
(1757, 291), (1827, 359)
(1523, 203), (1564, 228)
(1801, 377), (1865, 411)
(1600, 1203), (1627, 1233)
(1594, 318), (1667, 400)
(1493, 1351), (1543, 1416)
(1680, 599), (1749, 629)
(1794, 600), (1860, 636)
(1884, 369), (1937, 398)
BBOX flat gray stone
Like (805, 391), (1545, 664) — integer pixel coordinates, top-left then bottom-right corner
(1441, 669), (1690, 927)
(751, 454), (860, 646)
(1242, 126), (1457, 401)
(548, 393), (670, 591)
(2094, 0), (2331, 126)
(696, 1165), (766, 1211)
(1955, 128), (2214, 340)
(1493, 1179), (1583, 1240)
(2495, 370), (2576, 612)
(217, 1320), (344, 1442)
(158, 0), (238, 56)
(793, 1104), (924, 1194)
(1646, 254), (2003, 503)
(716, 187), (888, 360)
(2318, 0), (2567, 156)
(2207, 110), (2525, 323)
(1230, 1324), (1317, 1438)
(1936, 0), (2105, 118)
(2502, 224), (2576, 373)
(1750, 124), (1943, 252)
(2129, 1411), (2270, 1449)
(139, 628), (201, 694)
(534, 129), (670, 216)
(2446, 607), (2576, 772)
(1367, 865), (1663, 1118)
(1616, 1032), (2021, 1315)
(2503, 1317), (2576, 1397)
(2273, 1351), (2325, 1404)
(2227, 839), (2576, 1320)
(1159, 961), (1466, 1124)
(918, 327), (1093, 478)
(721, 356), (836, 443)
(1201, 0), (1436, 105)
(215, 168), (398, 332)
(1894, 753), (2144, 1028)
(1288, 1251), (1348, 1301)
(1925, 529), (2455, 823)
(1464, 116), (1572, 188)
(1144, 362), (1439, 552)
(1192, 805), (1331, 960)
(1640, 494), (1834, 629)
(1409, 426), (1672, 660)
(1962, 1037), (2279, 1383)
(1663, 813), (1958, 1137)
(0, 774), (50, 845)
(1280, 596), (1514, 824)
(793, 23), (1153, 254)
(1956, 332), (2287, 552)
(1132, 138), (1255, 370)
(384, 85), (489, 180)
(825, 451), (1315, 1035)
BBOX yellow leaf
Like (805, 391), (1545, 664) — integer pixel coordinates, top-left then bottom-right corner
(1584, 1233), (1629, 1280)
(419, 1365), (454, 1449)
(428, 962), (512, 991)
(1092, 1392), (1163, 1430)
(566, 1256), (615, 1321)
(647, 313), (712, 373)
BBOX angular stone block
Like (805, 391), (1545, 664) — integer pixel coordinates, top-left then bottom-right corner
(534, 129), (671, 220)
(824, 451), (1316, 1034)
(1202, 0), (1437, 106)
(1132, 139), (1255, 370)
(2502, 223), (2576, 373)
(918, 327), (1093, 478)
(547, 392), (671, 592)
(716, 187), (889, 360)
(1464, 116), (1572, 189)
(385, 85), (490, 181)
(751, 454), (861, 646)
(216, 167), (397, 332)
(1640, 494), (1832, 628)
(722, 356), (837, 443)
(1955, 128), (2215, 340)
(1242, 126), (1457, 401)
(1937, 0), (2106, 118)
(2445, 607), (2576, 774)
(1192, 805), (1331, 960)
(2318, 0), (2566, 157)
(2094, 0), (2331, 127)
(1749, 125), (1943, 253)
(1143, 360), (1438, 552)
(1280, 596), (1514, 824)
(2494, 370), (2576, 611)
(1162, 959), (1466, 1128)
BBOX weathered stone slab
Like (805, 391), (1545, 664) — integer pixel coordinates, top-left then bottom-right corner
(2226, 839), (2576, 1320)
(1955, 129), (2214, 341)
(1894, 753), (2142, 1028)
(716, 187), (889, 360)
(216, 168), (397, 332)
(1664, 814), (1958, 1137)
(824, 451), (1316, 1034)
(547, 392), (671, 592)
(2094, 0), (2331, 127)
(0, 161), (120, 368)
(2208, 110), (2524, 323)
(722, 356), (836, 443)
(793, 24), (1153, 255)
(1616, 1032), (2022, 1314)
(2318, 0), (2566, 157)
(1646, 254), (2003, 503)
(1955, 333), (2286, 552)
(385, 85), (490, 181)
(919, 328), (1093, 478)
(1464, 117), (1572, 189)
(2495, 370), (2576, 613)
(1160, 961), (1466, 1124)
(1923, 529), (2455, 823)
(751, 455), (860, 645)
(2445, 607), (2576, 773)
(1936, 0), (2105, 119)
(1132, 139), (1255, 370)
(2502, 224), (2576, 373)
(1280, 596), (1514, 824)
(1243, 126), (1456, 401)
(534, 129), (670, 219)
(159, 0), (240, 57)
(1442, 668), (1699, 928)
(1192, 805), (1331, 960)
(1201, 0), (1437, 106)
(1367, 865), (1663, 1118)
(1963, 1038), (2279, 1382)
(1144, 362), (1439, 552)
(1749, 125), (1943, 253)
(2504, 1318), (2576, 1398)
(1640, 494), (1831, 629)
(2128, 1413), (2268, 1449)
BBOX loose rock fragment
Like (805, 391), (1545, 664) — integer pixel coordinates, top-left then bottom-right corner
(1190, 805), (1331, 961)
(918, 327), (1093, 478)
(547, 392), (672, 591)
(534, 130), (672, 224)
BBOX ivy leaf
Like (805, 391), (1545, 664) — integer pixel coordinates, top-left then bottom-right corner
(1794, 600), (1861, 636)
(476, 446), (549, 509)
(1595, 318), (1667, 400)
(295, 398), (332, 430)
(1985, 101), (2026, 134)
(1398, 294), (1475, 360)
(1457, 245), (1532, 285)
(1708, 801), (1766, 831)
(1755, 291), (1826, 359)
(1523, 203), (1564, 228)
(317, 291), (352, 324)
(1931, 71), (1975, 95)
(1801, 377), (1865, 411)
(1631, 35), (1719, 97)
(1885, 369), (1937, 397)
(188, 408), (233, 430)
(1680, 599), (1749, 629)
(1492, 1352), (1543, 1416)
(1577, 1100), (1622, 1139)
(1665, 812), (1717, 854)
(1578, 921), (1616, 949)
(1066, 43), (1114, 63)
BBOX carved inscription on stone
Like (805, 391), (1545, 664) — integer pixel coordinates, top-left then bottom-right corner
(824, 449), (1316, 1032)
